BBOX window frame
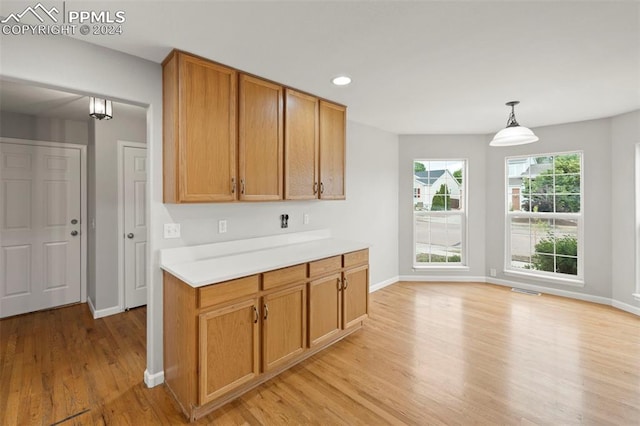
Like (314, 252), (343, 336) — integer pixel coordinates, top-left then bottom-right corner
(504, 151), (584, 285)
(634, 144), (640, 301)
(413, 158), (468, 269)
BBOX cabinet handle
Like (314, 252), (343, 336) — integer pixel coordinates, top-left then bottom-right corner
(253, 306), (259, 324)
(241, 179), (245, 195)
(231, 178), (236, 194)
(313, 182), (318, 194)
(263, 304), (268, 321)
(343, 277), (348, 289)
(320, 182), (325, 194)
(337, 278), (342, 291)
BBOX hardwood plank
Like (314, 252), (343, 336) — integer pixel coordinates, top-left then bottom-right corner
(1, 282), (639, 425)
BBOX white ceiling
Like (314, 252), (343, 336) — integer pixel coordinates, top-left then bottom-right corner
(0, 80), (146, 122)
(1, 1), (638, 134)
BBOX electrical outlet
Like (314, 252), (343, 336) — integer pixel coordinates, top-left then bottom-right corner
(303, 213), (309, 225)
(490, 268), (497, 277)
(164, 223), (181, 239)
(218, 220), (227, 234)
(280, 214), (289, 229)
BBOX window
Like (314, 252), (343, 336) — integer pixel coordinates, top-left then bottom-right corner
(413, 160), (466, 266)
(506, 152), (583, 281)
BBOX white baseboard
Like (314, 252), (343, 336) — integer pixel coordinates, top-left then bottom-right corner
(87, 297), (123, 319)
(87, 297), (96, 317)
(399, 274), (487, 283)
(486, 277), (612, 306)
(370, 276), (399, 293)
(611, 299), (640, 316)
(144, 369), (165, 388)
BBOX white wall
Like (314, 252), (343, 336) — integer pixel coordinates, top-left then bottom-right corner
(89, 110), (146, 311)
(398, 135), (487, 279)
(485, 118), (613, 299)
(611, 110), (640, 309)
(0, 110), (89, 144)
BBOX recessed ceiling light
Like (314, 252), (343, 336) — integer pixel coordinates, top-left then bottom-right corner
(332, 76), (352, 86)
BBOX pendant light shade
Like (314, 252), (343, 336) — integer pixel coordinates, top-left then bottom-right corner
(489, 101), (538, 147)
(89, 97), (113, 120)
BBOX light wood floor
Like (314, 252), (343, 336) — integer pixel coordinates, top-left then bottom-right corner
(1, 282), (639, 425)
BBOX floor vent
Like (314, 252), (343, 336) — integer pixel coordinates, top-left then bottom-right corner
(511, 287), (541, 296)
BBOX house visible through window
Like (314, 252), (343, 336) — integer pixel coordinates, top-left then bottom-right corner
(506, 152), (583, 280)
(413, 160), (466, 266)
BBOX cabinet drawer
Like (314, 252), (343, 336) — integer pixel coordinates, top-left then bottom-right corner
(308, 256), (342, 278)
(199, 275), (259, 309)
(262, 264), (306, 291)
(343, 249), (369, 268)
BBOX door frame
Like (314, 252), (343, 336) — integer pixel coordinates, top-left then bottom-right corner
(117, 140), (147, 311)
(0, 136), (88, 305)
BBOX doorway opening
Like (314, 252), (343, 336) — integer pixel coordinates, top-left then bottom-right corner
(0, 79), (150, 319)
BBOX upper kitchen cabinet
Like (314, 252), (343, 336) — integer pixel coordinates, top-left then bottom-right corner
(163, 50), (346, 203)
(284, 92), (347, 200)
(163, 51), (238, 203)
(238, 74), (284, 201)
(319, 100), (346, 200)
(284, 89), (319, 200)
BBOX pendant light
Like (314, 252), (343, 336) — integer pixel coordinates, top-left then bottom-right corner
(489, 101), (538, 146)
(89, 97), (113, 120)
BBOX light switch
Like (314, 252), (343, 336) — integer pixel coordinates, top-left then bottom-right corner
(303, 214), (309, 225)
(164, 223), (181, 239)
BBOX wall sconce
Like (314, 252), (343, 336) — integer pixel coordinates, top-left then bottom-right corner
(89, 97), (113, 120)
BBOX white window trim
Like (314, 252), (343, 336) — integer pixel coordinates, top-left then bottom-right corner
(413, 158), (468, 268)
(635, 144), (640, 301)
(503, 151), (584, 284)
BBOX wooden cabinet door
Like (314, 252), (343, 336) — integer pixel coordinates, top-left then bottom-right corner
(308, 273), (342, 347)
(284, 89), (319, 200)
(179, 54), (237, 202)
(343, 265), (369, 329)
(262, 283), (307, 371)
(239, 74), (283, 201)
(319, 100), (346, 200)
(199, 298), (259, 404)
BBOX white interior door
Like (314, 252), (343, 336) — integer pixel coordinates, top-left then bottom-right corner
(0, 142), (81, 318)
(123, 146), (147, 309)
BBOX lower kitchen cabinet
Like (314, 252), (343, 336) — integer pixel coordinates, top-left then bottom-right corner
(343, 264), (369, 329)
(199, 297), (260, 404)
(163, 248), (369, 421)
(308, 273), (343, 347)
(262, 283), (307, 371)
(308, 253), (369, 347)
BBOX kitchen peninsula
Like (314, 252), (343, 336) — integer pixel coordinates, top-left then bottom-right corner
(160, 230), (369, 420)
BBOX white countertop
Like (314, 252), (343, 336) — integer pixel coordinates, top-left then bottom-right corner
(160, 230), (369, 288)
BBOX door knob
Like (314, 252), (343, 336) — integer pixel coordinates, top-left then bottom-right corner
(127, 233), (134, 239)
(70, 230), (78, 236)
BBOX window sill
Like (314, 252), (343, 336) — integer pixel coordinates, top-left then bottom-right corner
(504, 269), (584, 287)
(412, 265), (470, 272)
